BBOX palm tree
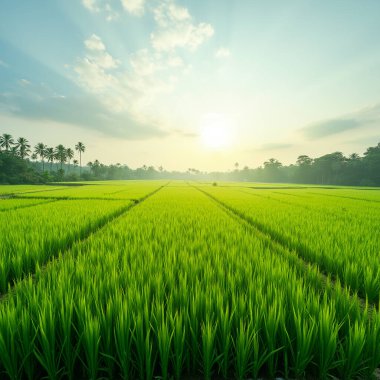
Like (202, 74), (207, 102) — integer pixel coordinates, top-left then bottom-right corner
(31, 153), (38, 161)
(54, 144), (67, 170)
(34, 142), (47, 171)
(45, 147), (55, 171)
(66, 148), (74, 172)
(75, 142), (85, 177)
(0, 133), (14, 152)
(15, 137), (31, 159)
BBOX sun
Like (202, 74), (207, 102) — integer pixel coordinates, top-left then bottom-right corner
(200, 113), (233, 150)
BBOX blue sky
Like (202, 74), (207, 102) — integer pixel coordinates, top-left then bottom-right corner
(1, 0), (380, 170)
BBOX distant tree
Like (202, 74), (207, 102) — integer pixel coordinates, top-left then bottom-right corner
(54, 144), (67, 171)
(234, 162), (239, 171)
(45, 147), (55, 171)
(15, 137), (31, 159)
(313, 152), (346, 184)
(75, 142), (85, 177)
(66, 148), (74, 172)
(262, 158), (283, 182)
(0, 150), (43, 184)
(362, 142), (380, 185)
(0, 133), (14, 152)
(295, 155), (313, 183)
(34, 142), (47, 171)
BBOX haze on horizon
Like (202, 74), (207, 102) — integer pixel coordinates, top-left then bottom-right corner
(1, 0), (380, 171)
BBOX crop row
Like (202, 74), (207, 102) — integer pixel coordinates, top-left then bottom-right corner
(0, 199), (134, 293)
(0, 186), (379, 379)
(15, 181), (168, 201)
(0, 198), (56, 212)
(199, 184), (380, 303)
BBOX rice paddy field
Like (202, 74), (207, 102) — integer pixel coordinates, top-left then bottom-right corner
(0, 180), (380, 380)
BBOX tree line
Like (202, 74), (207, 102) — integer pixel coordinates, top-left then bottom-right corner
(0, 132), (379, 186)
(0, 133), (85, 183)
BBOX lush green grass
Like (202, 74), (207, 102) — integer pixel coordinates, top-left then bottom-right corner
(0, 181), (379, 379)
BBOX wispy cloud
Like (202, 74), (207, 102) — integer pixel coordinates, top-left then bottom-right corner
(82, 0), (100, 12)
(301, 104), (380, 139)
(120, 0), (145, 16)
(150, 1), (214, 52)
(82, 0), (118, 21)
(84, 34), (106, 51)
(215, 47), (230, 59)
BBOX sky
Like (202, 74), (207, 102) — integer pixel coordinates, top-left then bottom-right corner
(1, 0), (380, 171)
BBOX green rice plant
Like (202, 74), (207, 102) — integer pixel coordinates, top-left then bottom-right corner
(316, 307), (340, 380)
(171, 312), (186, 380)
(234, 320), (254, 380)
(337, 321), (366, 379)
(144, 329), (155, 380)
(289, 310), (316, 379)
(134, 314), (146, 380)
(99, 301), (117, 379)
(157, 318), (173, 380)
(81, 314), (101, 380)
(363, 313), (380, 378)
(34, 304), (61, 380)
(188, 303), (201, 372)
(263, 302), (282, 378)
(114, 309), (134, 380)
(59, 298), (79, 380)
(201, 319), (218, 380)
(251, 329), (281, 380)
(216, 306), (233, 379)
(0, 308), (20, 380)
(17, 310), (37, 380)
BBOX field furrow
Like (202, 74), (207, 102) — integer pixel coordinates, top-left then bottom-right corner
(197, 184), (380, 303)
(0, 183), (165, 295)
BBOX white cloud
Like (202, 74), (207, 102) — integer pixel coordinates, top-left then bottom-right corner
(85, 34), (106, 51)
(120, 0), (145, 16)
(151, 22), (214, 52)
(151, 1), (214, 52)
(82, 0), (101, 12)
(72, 34), (178, 127)
(215, 47), (230, 59)
(18, 79), (31, 86)
(82, 0), (119, 21)
(153, 1), (191, 27)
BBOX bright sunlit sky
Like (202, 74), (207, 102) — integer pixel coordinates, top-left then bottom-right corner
(1, 0), (380, 171)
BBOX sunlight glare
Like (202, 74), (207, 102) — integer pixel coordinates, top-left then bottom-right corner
(200, 113), (234, 150)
